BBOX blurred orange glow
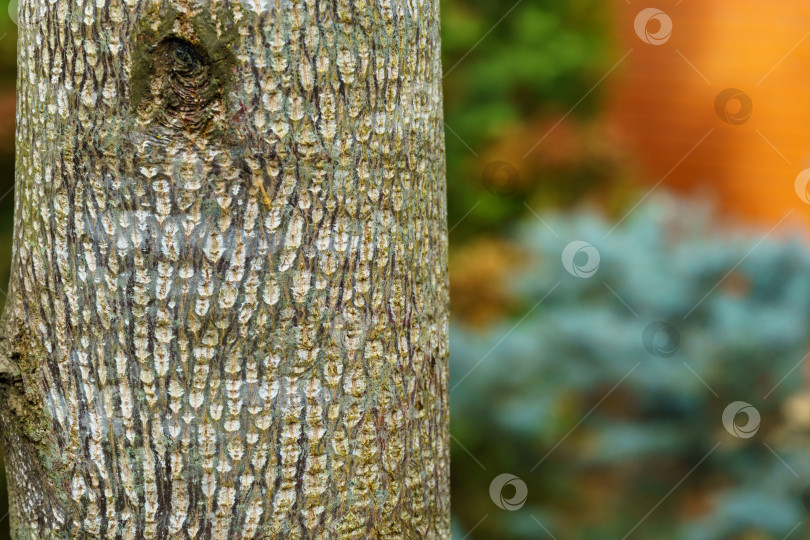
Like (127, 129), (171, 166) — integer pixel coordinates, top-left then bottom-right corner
(609, 0), (810, 231)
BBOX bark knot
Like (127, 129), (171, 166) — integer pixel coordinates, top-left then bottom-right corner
(148, 37), (220, 130)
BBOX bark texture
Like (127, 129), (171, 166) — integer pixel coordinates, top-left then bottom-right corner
(2, 0), (449, 537)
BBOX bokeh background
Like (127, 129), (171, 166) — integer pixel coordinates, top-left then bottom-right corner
(0, 1), (809, 538)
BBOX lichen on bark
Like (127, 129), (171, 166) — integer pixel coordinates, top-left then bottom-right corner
(2, 0), (449, 538)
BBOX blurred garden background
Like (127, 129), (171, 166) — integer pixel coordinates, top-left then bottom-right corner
(443, 0), (810, 538)
(0, 0), (809, 538)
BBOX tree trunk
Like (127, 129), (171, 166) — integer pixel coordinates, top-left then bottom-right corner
(1, 0), (449, 537)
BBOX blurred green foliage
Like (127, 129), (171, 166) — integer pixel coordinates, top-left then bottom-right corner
(450, 198), (810, 539)
(441, 0), (626, 241)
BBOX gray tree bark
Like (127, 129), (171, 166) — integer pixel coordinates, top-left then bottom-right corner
(0, 0), (449, 537)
